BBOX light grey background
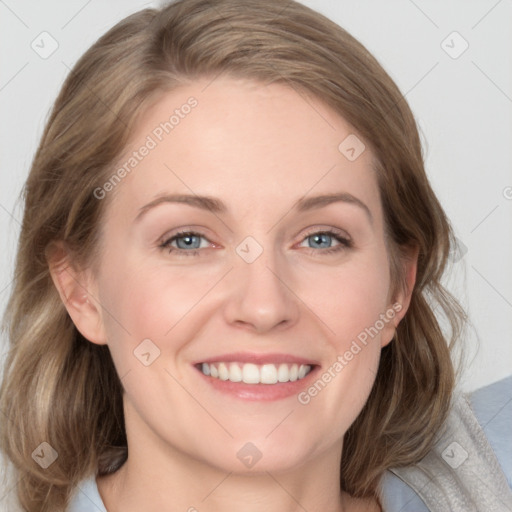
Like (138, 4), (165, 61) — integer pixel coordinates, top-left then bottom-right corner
(1, 0), (511, 393)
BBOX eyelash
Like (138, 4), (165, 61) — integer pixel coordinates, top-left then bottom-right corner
(159, 229), (352, 257)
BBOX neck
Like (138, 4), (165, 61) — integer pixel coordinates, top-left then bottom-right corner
(96, 402), (380, 512)
(99, 450), (348, 512)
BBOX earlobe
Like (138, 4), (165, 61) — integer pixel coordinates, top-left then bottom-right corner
(47, 241), (107, 345)
(381, 244), (419, 348)
(395, 244), (419, 324)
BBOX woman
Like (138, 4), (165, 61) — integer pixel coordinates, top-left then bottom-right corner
(1, 1), (510, 511)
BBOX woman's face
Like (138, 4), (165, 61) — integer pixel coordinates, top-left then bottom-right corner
(77, 77), (412, 474)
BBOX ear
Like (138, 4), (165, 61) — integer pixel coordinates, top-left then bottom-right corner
(381, 243), (419, 348)
(47, 241), (107, 345)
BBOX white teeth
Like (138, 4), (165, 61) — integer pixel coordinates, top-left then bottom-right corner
(200, 362), (312, 384)
(218, 362), (229, 381)
(277, 363), (289, 382)
(229, 362), (242, 382)
(289, 364), (298, 382)
(242, 363), (260, 384)
(260, 364), (278, 384)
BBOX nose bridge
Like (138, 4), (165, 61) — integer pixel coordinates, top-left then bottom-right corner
(224, 234), (299, 332)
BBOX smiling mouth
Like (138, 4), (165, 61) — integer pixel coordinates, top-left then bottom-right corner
(198, 362), (313, 384)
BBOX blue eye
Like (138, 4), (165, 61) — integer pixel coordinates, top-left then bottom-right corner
(159, 229), (352, 257)
(300, 230), (352, 254)
(172, 233), (202, 250)
(160, 231), (208, 256)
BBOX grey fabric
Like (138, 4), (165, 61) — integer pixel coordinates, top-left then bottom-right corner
(384, 383), (512, 511)
(69, 477), (107, 512)
(469, 376), (512, 490)
(379, 470), (430, 511)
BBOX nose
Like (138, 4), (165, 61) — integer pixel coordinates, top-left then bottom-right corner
(223, 245), (300, 334)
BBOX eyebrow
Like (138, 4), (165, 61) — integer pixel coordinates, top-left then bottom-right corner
(134, 192), (372, 223)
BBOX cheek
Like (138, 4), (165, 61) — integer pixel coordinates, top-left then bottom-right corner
(295, 247), (392, 410)
(100, 252), (190, 324)
(297, 259), (391, 431)
(97, 259), (217, 360)
(301, 248), (392, 346)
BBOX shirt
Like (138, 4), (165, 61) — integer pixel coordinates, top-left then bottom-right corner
(69, 375), (512, 511)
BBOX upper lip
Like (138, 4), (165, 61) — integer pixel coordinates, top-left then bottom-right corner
(194, 352), (319, 366)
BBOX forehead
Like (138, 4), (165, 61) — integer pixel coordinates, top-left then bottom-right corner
(106, 77), (381, 224)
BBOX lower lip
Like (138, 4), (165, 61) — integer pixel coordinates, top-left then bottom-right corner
(195, 365), (320, 401)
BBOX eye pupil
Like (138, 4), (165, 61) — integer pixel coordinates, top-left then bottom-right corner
(310, 233), (331, 249)
(176, 234), (200, 249)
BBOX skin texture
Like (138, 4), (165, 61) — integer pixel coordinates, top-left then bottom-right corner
(51, 77), (417, 512)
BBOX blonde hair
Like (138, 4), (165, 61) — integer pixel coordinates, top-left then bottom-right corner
(0, 0), (465, 509)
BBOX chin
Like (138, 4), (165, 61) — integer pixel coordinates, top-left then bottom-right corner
(187, 431), (322, 475)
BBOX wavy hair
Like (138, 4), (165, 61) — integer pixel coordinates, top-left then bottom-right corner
(0, 0), (466, 510)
